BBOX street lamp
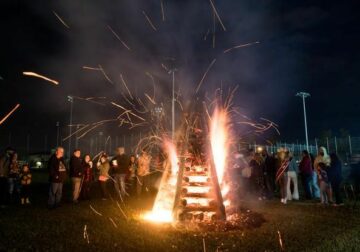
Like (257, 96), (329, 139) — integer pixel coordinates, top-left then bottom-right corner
(67, 95), (74, 158)
(296, 92), (310, 151)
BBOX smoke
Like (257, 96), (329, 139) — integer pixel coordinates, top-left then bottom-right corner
(3, 0), (340, 146)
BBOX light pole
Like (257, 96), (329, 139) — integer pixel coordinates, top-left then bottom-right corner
(67, 95), (74, 158)
(56, 121), (60, 147)
(296, 92), (310, 151)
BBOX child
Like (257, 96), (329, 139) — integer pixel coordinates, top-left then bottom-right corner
(20, 164), (32, 205)
(318, 162), (331, 204)
(81, 154), (93, 200)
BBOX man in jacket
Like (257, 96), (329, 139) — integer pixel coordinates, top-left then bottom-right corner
(48, 147), (67, 209)
(69, 149), (83, 203)
(111, 147), (130, 198)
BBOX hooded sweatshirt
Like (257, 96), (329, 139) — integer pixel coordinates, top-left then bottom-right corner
(314, 147), (330, 171)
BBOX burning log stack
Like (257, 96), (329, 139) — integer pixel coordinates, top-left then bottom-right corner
(174, 158), (226, 222)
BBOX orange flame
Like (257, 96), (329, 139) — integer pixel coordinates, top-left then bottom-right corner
(210, 108), (229, 184)
(143, 141), (179, 223)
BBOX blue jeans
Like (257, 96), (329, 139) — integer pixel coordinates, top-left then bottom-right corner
(311, 172), (320, 199)
(48, 183), (63, 207)
(8, 177), (20, 195)
(302, 174), (313, 199)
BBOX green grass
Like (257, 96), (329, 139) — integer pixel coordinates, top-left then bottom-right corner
(0, 171), (359, 251)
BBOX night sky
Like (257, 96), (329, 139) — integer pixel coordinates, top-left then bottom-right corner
(0, 0), (359, 151)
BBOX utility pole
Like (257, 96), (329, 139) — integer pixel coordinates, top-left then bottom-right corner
(169, 69), (176, 142)
(296, 92), (310, 151)
(56, 121), (60, 147)
(67, 96), (74, 158)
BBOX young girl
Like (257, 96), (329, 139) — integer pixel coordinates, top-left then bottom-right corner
(318, 162), (331, 204)
(97, 153), (110, 200)
(20, 164), (32, 205)
(81, 154), (93, 200)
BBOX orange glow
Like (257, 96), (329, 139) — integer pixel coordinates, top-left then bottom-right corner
(210, 107), (232, 212)
(143, 141), (179, 223)
(210, 108), (228, 184)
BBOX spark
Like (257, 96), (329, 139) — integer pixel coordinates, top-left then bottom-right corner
(89, 205), (103, 216)
(82, 66), (101, 71)
(142, 11), (157, 31)
(195, 59), (216, 93)
(107, 25), (131, 51)
(209, 0), (226, 31)
(277, 230), (285, 251)
(116, 201), (129, 220)
(23, 72), (59, 85)
(223, 41), (260, 53)
(98, 65), (113, 84)
(120, 74), (134, 99)
(0, 104), (20, 126)
(53, 11), (70, 29)
(109, 217), (118, 228)
(203, 29), (210, 41)
(83, 225), (90, 244)
(145, 93), (156, 105)
(160, 0), (165, 21)
(212, 10), (216, 48)
(111, 102), (146, 121)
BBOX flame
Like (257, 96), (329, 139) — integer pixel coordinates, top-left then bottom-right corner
(210, 107), (232, 212)
(143, 141), (179, 223)
(210, 108), (229, 184)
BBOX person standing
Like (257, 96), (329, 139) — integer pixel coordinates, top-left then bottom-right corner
(249, 152), (265, 200)
(0, 148), (14, 207)
(299, 150), (313, 199)
(20, 164), (32, 205)
(69, 149), (83, 203)
(262, 149), (276, 199)
(81, 154), (93, 200)
(97, 153), (110, 200)
(276, 148), (290, 204)
(128, 155), (138, 196)
(111, 147), (130, 198)
(286, 152), (299, 201)
(48, 147), (67, 209)
(328, 153), (343, 206)
(8, 152), (21, 203)
(312, 147), (330, 200)
(318, 162), (331, 204)
(137, 149), (151, 196)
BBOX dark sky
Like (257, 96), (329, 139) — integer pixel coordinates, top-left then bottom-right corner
(0, 0), (359, 150)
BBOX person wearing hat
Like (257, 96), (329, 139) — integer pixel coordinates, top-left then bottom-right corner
(97, 153), (110, 200)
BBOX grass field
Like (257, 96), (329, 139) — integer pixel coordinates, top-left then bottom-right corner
(0, 171), (359, 252)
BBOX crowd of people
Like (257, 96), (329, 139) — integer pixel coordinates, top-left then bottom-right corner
(232, 146), (344, 206)
(0, 144), (346, 209)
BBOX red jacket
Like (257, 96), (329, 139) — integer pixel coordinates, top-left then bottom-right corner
(299, 156), (313, 175)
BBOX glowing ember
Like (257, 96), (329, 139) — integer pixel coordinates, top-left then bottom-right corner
(143, 141), (179, 223)
(22, 71), (59, 85)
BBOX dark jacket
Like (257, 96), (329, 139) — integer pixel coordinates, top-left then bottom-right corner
(299, 156), (313, 176)
(48, 154), (67, 183)
(250, 159), (263, 178)
(70, 156), (83, 178)
(328, 160), (342, 183)
(263, 155), (276, 174)
(0, 154), (10, 177)
(82, 162), (93, 183)
(111, 154), (130, 174)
